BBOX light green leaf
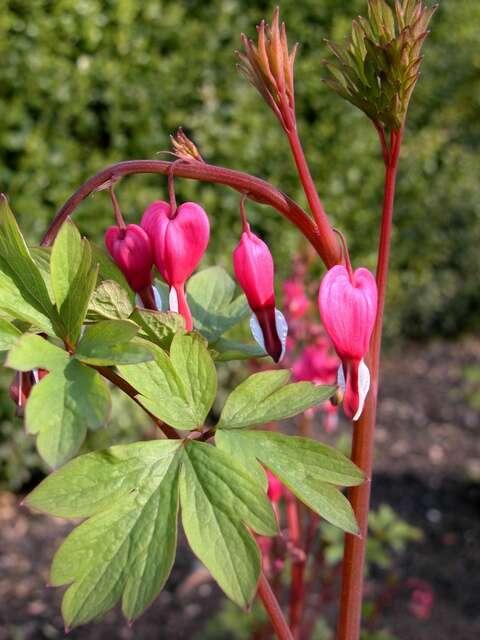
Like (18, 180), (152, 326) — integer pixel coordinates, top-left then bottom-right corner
(180, 440), (276, 607)
(75, 320), (154, 365)
(0, 193), (32, 259)
(6, 334), (69, 371)
(0, 319), (21, 351)
(26, 440), (182, 627)
(89, 279), (135, 320)
(0, 264), (56, 334)
(217, 370), (336, 429)
(215, 430), (363, 533)
(0, 197), (61, 334)
(118, 332), (217, 430)
(130, 308), (185, 349)
(211, 337), (265, 362)
(51, 219), (97, 344)
(187, 267), (249, 342)
(31, 247), (54, 298)
(25, 360), (110, 467)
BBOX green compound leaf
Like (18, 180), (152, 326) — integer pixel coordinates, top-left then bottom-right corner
(0, 319), (21, 351)
(118, 332), (217, 430)
(6, 334), (69, 371)
(25, 440), (182, 627)
(130, 308), (186, 349)
(187, 266), (249, 342)
(210, 337), (265, 362)
(217, 370), (336, 429)
(75, 320), (154, 365)
(180, 440), (277, 607)
(215, 430), (363, 533)
(25, 360), (110, 467)
(89, 279), (135, 320)
(50, 219), (98, 344)
(0, 196), (60, 335)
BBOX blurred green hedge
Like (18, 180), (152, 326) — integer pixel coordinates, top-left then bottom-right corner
(0, 0), (479, 342)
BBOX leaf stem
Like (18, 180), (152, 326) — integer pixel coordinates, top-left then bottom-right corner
(257, 572), (294, 640)
(336, 128), (403, 640)
(41, 160), (341, 268)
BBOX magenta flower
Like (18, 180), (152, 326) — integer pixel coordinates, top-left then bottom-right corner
(319, 265), (377, 421)
(233, 223), (287, 362)
(141, 200), (210, 330)
(283, 278), (310, 319)
(292, 337), (338, 385)
(266, 471), (283, 503)
(104, 224), (153, 294)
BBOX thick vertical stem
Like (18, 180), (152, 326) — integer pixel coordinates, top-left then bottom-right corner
(258, 572), (294, 640)
(336, 129), (403, 640)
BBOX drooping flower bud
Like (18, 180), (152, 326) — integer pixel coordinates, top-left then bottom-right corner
(318, 265), (377, 421)
(141, 200), (210, 330)
(104, 224), (153, 294)
(233, 224), (287, 363)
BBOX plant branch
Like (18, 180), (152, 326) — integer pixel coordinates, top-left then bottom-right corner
(257, 572), (294, 640)
(336, 128), (403, 640)
(41, 160), (341, 268)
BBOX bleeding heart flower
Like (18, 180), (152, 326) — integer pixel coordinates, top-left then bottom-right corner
(266, 471), (283, 503)
(141, 200), (210, 330)
(318, 264), (377, 421)
(233, 223), (287, 363)
(283, 279), (310, 319)
(104, 224), (153, 294)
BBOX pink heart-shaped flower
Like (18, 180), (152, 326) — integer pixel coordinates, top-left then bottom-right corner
(141, 201), (210, 286)
(104, 224), (153, 293)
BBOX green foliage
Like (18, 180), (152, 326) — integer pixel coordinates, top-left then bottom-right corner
(216, 429), (363, 533)
(187, 266), (249, 343)
(118, 332), (217, 430)
(0, 0), (478, 341)
(216, 369), (336, 429)
(75, 319), (154, 365)
(26, 438), (277, 625)
(50, 218), (97, 344)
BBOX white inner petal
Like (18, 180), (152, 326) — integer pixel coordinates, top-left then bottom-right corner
(153, 286), (163, 311)
(135, 294), (145, 309)
(337, 363), (346, 393)
(169, 287), (179, 313)
(353, 359), (371, 422)
(249, 313), (266, 352)
(274, 308), (288, 362)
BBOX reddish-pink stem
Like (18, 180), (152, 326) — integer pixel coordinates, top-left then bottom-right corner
(285, 127), (337, 257)
(336, 128), (403, 640)
(286, 491), (304, 638)
(41, 160), (341, 268)
(258, 572), (294, 640)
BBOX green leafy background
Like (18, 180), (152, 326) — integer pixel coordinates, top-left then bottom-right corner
(0, 0), (478, 342)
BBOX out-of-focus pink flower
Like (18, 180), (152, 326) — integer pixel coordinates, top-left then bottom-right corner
(267, 471), (283, 503)
(283, 279), (310, 319)
(319, 265), (377, 421)
(407, 579), (434, 620)
(233, 224), (287, 363)
(292, 338), (338, 385)
(141, 200), (210, 330)
(104, 224), (153, 293)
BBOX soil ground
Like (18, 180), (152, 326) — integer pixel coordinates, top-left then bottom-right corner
(0, 338), (479, 640)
